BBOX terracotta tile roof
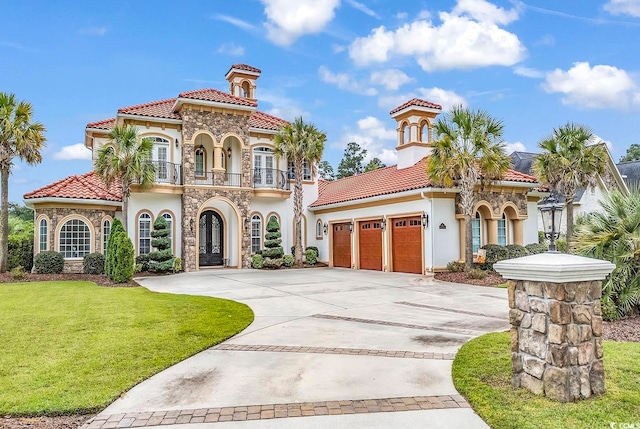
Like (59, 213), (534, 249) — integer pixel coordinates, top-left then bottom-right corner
(86, 118), (116, 130)
(24, 171), (122, 202)
(178, 88), (257, 107)
(249, 111), (288, 130)
(390, 98), (442, 115)
(118, 98), (180, 120)
(229, 63), (261, 74)
(311, 158), (539, 208)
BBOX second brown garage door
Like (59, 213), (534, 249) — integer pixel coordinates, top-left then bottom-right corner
(332, 223), (352, 268)
(358, 220), (382, 271)
(391, 216), (422, 274)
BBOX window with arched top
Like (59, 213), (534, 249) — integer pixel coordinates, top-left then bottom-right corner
(59, 219), (91, 258)
(242, 81), (251, 98)
(39, 218), (48, 252)
(498, 213), (507, 246)
(103, 219), (111, 255)
(420, 122), (429, 142)
(402, 123), (409, 144)
(472, 212), (482, 253)
(149, 137), (170, 180)
(254, 147), (275, 187)
(251, 215), (262, 254)
(195, 147), (205, 176)
(162, 213), (173, 251)
(316, 219), (323, 239)
(138, 213), (152, 255)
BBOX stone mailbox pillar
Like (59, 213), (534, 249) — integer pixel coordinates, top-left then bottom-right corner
(494, 253), (614, 402)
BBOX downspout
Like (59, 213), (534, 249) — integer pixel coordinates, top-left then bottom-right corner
(421, 191), (434, 273)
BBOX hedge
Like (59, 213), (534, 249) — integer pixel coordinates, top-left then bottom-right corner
(7, 234), (33, 271)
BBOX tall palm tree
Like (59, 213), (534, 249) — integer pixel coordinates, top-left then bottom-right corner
(427, 105), (510, 270)
(0, 92), (46, 273)
(94, 124), (155, 233)
(274, 117), (326, 266)
(532, 122), (607, 245)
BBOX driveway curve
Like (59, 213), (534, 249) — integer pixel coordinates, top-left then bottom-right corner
(85, 268), (509, 429)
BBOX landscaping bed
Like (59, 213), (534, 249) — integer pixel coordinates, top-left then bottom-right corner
(0, 414), (90, 429)
(435, 270), (504, 287)
(0, 272), (138, 287)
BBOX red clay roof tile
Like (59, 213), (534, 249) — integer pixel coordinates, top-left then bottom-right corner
(228, 63), (261, 74)
(118, 98), (180, 120)
(249, 111), (288, 130)
(86, 118), (116, 130)
(390, 98), (442, 115)
(178, 88), (257, 107)
(24, 171), (122, 202)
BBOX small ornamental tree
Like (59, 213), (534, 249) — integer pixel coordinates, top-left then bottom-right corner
(262, 216), (284, 268)
(105, 218), (124, 277)
(148, 217), (174, 272)
(110, 232), (134, 283)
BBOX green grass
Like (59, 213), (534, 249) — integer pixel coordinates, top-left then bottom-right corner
(0, 281), (254, 416)
(453, 332), (640, 429)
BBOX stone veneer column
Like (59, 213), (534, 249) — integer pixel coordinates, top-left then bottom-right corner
(495, 253), (614, 402)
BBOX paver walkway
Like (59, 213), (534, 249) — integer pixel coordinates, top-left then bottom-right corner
(84, 268), (509, 429)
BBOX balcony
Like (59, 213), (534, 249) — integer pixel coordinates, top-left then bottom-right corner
(149, 161), (182, 185)
(194, 171), (242, 187)
(252, 168), (290, 190)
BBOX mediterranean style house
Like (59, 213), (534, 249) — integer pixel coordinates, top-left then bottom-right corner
(24, 63), (543, 274)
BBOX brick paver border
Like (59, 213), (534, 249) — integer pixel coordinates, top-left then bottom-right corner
(82, 395), (470, 428)
(214, 344), (455, 360)
(395, 301), (506, 321)
(311, 314), (479, 336)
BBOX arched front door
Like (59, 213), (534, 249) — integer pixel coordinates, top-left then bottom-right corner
(199, 210), (223, 266)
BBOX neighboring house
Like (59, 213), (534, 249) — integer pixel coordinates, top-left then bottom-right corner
(24, 63), (542, 274)
(616, 160), (640, 189)
(510, 147), (627, 234)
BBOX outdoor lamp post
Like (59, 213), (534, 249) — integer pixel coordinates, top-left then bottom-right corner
(539, 194), (564, 252)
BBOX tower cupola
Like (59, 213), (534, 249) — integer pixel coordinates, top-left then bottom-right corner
(390, 98), (442, 169)
(225, 63), (261, 101)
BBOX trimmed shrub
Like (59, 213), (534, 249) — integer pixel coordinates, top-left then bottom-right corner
(7, 234), (33, 272)
(556, 237), (568, 253)
(525, 243), (548, 255)
(10, 266), (27, 281)
(283, 254), (294, 267)
(148, 217), (174, 273)
(263, 258), (283, 269)
(262, 248), (284, 259)
(264, 238), (283, 248)
(135, 254), (151, 272)
(447, 261), (465, 272)
(109, 232), (134, 283)
(505, 244), (530, 259)
(481, 244), (509, 270)
(305, 248), (318, 265)
(467, 268), (487, 280)
(264, 217), (284, 260)
(134, 263), (143, 273)
(83, 252), (105, 274)
(34, 251), (64, 274)
(252, 254), (264, 269)
(173, 257), (182, 272)
(306, 246), (319, 259)
(105, 218), (124, 277)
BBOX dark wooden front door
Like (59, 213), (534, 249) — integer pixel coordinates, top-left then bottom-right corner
(391, 216), (422, 274)
(199, 210), (223, 266)
(332, 223), (352, 268)
(359, 220), (382, 271)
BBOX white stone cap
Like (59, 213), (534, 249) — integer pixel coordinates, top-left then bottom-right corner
(494, 252), (615, 283)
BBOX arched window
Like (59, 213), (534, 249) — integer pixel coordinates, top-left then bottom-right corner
(195, 147), (205, 177)
(316, 219), (323, 239)
(59, 219), (91, 258)
(420, 121), (429, 142)
(138, 213), (152, 255)
(498, 213), (507, 246)
(149, 137), (170, 181)
(242, 81), (251, 98)
(103, 219), (111, 254)
(254, 147), (275, 187)
(251, 215), (262, 254)
(39, 218), (48, 252)
(162, 213), (173, 251)
(472, 212), (482, 254)
(402, 123), (409, 144)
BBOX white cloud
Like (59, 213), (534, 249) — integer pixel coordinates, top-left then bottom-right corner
(260, 0), (341, 46)
(396, 12), (409, 20)
(217, 42), (245, 56)
(514, 66), (544, 78)
(349, 0), (525, 71)
(542, 62), (640, 109)
(319, 66), (377, 95)
(378, 87), (468, 112)
(338, 116), (398, 164)
(79, 26), (107, 36)
(212, 14), (257, 31)
(53, 143), (92, 161)
(533, 34), (555, 46)
(417, 10), (432, 19)
(369, 69), (414, 91)
(345, 0), (380, 18)
(604, 0), (640, 17)
(591, 134), (614, 151)
(503, 141), (526, 154)
(260, 89), (310, 120)
(332, 44), (346, 53)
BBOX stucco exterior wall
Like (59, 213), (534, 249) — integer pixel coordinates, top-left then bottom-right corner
(127, 192), (182, 258)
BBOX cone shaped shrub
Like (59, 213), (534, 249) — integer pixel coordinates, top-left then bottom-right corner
(149, 216), (174, 272)
(105, 219), (124, 277)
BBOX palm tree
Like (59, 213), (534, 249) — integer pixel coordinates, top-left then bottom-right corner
(274, 117), (326, 266)
(532, 122), (607, 245)
(94, 124), (155, 233)
(0, 92), (46, 273)
(574, 189), (640, 319)
(427, 105), (510, 270)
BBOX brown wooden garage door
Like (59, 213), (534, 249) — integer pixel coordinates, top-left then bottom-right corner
(359, 220), (382, 271)
(391, 216), (422, 274)
(332, 223), (352, 268)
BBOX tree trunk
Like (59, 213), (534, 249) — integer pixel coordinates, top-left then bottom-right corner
(121, 183), (129, 234)
(0, 166), (8, 273)
(565, 198), (574, 250)
(464, 213), (473, 270)
(459, 182), (476, 271)
(293, 160), (304, 266)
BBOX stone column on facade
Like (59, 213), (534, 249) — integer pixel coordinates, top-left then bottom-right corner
(213, 146), (223, 171)
(494, 253), (614, 402)
(512, 219), (524, 245)
(487, 219), (498, 244)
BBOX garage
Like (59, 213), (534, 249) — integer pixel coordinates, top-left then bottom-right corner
(391, 216), (423, 274)
(332, 222), (352, 268)
(358, 220), (382, 271)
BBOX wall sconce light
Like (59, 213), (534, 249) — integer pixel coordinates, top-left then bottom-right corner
(421, 212), (429, 229)
(349, 221), (354, 233)
(198, 144), (204, 150)
(227, 147), (232, 158)
(381, 216), (387, 231)
(189, 218), (194, 232)
(175, 138), (179, 148)
(323, 222), (328, 235)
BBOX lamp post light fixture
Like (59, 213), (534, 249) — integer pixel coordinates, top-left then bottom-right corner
(539, 194), (564, 253)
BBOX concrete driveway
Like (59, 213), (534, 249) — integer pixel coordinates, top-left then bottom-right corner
(85, 268), (509, 429)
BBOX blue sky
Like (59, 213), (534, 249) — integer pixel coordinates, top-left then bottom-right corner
(3, 0), (640, 202)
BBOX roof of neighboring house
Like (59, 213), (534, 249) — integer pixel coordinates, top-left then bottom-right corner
(228, 63), (261, 74)
(178, 88), (257, 107)
(616, 160), (640, 187)
(311, 158), (538, 208)
(24, 171), (122, 202)
(118, 98), (181, 120)
(86, 118), (116, 130)
(390, 98), (442, 115)
(509, 151), (583, 201)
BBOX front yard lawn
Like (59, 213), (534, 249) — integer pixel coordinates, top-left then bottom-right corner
(453, 332), (640, 429)
(0, 281), (253, 416)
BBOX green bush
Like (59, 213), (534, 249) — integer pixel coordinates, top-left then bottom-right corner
(264, 238), (283, 248)
(447, 261), (465, 272)
(306, 246), (319, 259)
(264, 217), (283, 260)
(283, 254), (294, 267)
(262, 248), (283, 259)
(305, 248), (318, 265)
(505, 244), (530, 259)
(109, 232), (134, 283)
(105, 218), (124, 277)
(556, 237), (568, 253)
(135, 254), (150, 272)
(525, 243), (548, 254)
(173, 257), (182, 272)
(134, 263), (143, 273)
(7, 234), (33, 272)
(83, 253), (105, 274)
(34, 251), (64, 274)
(480, 244), (509, 270)
(538, 231), (546, 244)
(149, 217), (174, 273)
(467, 268), (487, 280)
(252, 254), (264, 269)
(263, 258), (283, 269)
(10, 266), (27, 281)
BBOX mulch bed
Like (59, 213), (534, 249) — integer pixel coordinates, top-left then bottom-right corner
(434, 270), (505, 287)
(0, 414), (93, 429)
(0, 272), (139, 287)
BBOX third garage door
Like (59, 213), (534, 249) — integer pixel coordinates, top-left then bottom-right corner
(332, 223), (352, 268)
(358, 220), (382, 271)
(391, 216), (422, 274)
